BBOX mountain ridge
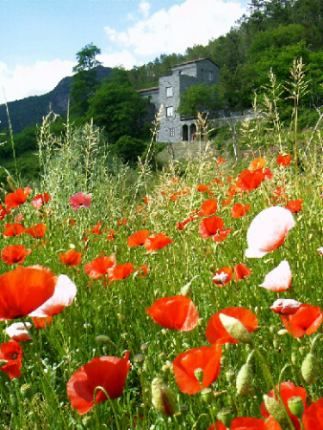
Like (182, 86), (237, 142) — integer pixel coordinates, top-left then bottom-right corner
(0, 65), (112, 133)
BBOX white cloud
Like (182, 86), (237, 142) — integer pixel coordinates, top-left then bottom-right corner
(105, 0), (245, 60)
(98, 51), (139, 69)
(0, 59), (74, 103)
(138, 1), (151, 18)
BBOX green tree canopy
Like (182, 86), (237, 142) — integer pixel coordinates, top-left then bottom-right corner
(88, 69), (148, 143)
(71, 43), (102, 118)
(178, 84), (222, 117)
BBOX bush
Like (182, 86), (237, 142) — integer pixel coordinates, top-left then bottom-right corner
(112, 135), (147, 164)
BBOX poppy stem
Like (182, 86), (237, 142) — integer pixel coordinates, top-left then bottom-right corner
(310, 333), (322, 353)
(278, 363), (292, 387)
(253, 348), (274, 389)
(255, 351), (296, 430)
(93, 386), (121, 430)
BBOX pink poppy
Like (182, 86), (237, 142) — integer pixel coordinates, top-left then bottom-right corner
(69, 192), (92, 211)
(245, 207), (295, 258)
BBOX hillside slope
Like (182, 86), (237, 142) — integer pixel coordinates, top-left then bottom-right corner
(0, 66), (112, 133)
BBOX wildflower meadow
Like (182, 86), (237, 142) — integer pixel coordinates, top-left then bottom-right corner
(0, 73), (322, 429)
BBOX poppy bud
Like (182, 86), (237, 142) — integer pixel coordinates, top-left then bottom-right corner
(219, 313), (252, 343)
(95, 335), (111, 344)
(200, 387), (212, 402)
(216, 408), (233, 427)
(225, 369), (235, 383)
(194, 368), (204, 384)
(133, 354), (144, 363)
(151, 377), (177, 416)
(236, 363), (253, 395)
(287, 396), (304, 418)
(263, 395), (287, 424)
(301, 352), (320, 384)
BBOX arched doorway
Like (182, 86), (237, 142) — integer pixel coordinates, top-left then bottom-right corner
(182, 124), (188, 141)
(190, 123), (197, 142)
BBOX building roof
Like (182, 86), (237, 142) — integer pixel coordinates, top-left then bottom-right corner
(172, 57), (219, 69)
(137, 86), (159, 93)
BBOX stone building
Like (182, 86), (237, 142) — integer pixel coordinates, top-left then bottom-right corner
(138, 58), (219, 143)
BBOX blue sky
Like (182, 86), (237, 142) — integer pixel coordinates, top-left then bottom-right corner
(0, 0), (248, 102)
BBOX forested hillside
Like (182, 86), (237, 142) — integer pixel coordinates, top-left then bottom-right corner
(128, 0), (323, 110)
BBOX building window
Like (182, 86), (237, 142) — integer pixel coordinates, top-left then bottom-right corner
(170, 128), (175, 137)
(166, 86), (173, 97)
(166, 106), (174, 117)
(208, 71), (214, 81)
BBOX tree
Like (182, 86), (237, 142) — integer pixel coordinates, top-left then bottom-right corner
(71, 43), (102, 118)
(112, 135), (147, 164)
(179, 84), (222, 117)
(88, 69), (148, 143)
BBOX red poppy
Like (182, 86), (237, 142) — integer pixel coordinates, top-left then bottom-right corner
(272, 186), (287, 203)
(0, 266), (56, 320)
(264, 417), (282, 430)
(227, 185), (238, 197)
(91, 222), (103, 235)
(59, 249), (82, 267)
(1, 244), (31, 265)
(206, 307), (258, 345)
(231, 417), (266, 430)
(84, 255), (116, 279)
(0, 204), (9, 220)
(0, 340), (23, 379)
(222, 197), (232, 207)
(196, 184), (211, 193)
(270, 299), (302, 315)
(232, 203), (251, 219)
(106, 229), (115, 241)
(280, 304), (322, 338)
(173, 344), (222, 395)
(199, 199), (218, 217)
(216, 156), (225, 165)
(236, 169), (267, 192)
(234, 263), (252, 281)
(277, 154), (291, 167)
(147, 296), (199, 331)
(208, 423), (226, 430)
(136, 264), (149, 278)
(67, 352), (130, 415)
(32, 316), (53, 329)
(117, 217), (128, 226)
(211, 418), (280, 430)
(127, 230), (150, 247)
(108, 263), (134, 281)
(31, 192), (51, 209)
(212, 266), (233, 286)
(176, 215), (197, 231)
(25, 223), (46, 238)
(5, 188), (31, 210)
(199, 216), (224, 238)
(261, 381), (307, 429)
(213, 228), (231, 243)
(69, 192), (92, 211)
(3, 223), (25, 237)
(144, 233), (172, 253)
(302, 398), (323, 430)
(285, 199), (303, 213)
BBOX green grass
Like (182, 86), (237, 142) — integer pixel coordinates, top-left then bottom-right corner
(0, 126), (321, 429)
